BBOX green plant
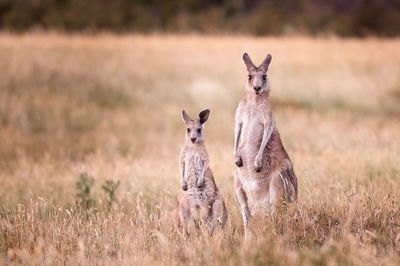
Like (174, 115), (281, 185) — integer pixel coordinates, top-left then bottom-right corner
(102, 180), (120, 208)
(76, 172), (96, 210)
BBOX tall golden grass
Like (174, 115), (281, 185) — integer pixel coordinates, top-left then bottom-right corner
(0, 33), (399, 265)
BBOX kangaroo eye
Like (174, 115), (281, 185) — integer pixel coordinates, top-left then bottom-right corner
(197, 128), (201, 133)
(187, 128), (190, 133)
(263, 75), (267, 81)
(248, 75), (252, 80)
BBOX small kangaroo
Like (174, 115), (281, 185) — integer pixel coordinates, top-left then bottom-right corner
(234, 53), (298, 237)
(174, 109), (228, 236)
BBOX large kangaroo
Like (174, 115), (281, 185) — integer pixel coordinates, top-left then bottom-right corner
(174, 109), (228, 236)
(233, 53), (297, 237)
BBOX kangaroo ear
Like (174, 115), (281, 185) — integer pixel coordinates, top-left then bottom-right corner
(198, 109), (210, 124)
(182, 110), (191, 123)
(243, 53), (256, 72)
(259, 54), (272, 71)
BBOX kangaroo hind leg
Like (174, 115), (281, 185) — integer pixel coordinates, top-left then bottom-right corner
(175, 196), (191, 236)
(208, 196), (228, 235)
(234, 171), (251, 238)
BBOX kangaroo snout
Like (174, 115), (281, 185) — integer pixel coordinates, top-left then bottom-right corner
(191, 137), (196, 143)
(254, 86), (261, 93)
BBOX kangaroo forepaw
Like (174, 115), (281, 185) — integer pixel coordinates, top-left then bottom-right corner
(235, 155), (243, 167)
(254, 157), (262, 172)
(196, 181), (204, 188)
(182, 182), (188, 191)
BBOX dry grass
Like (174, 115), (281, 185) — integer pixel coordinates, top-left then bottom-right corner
(0, 33), (400, 265)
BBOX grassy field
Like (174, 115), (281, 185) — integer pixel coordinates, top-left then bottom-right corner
(0, 33), (399, 265)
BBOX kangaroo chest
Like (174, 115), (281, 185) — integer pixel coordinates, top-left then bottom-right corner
(184, 150), (211, 207)
(238, 105), (266, 160)
(184, 151), (203, 183)
(241, 104), (265, 141)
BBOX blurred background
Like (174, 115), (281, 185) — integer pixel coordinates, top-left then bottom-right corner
(0, 0), (400, 36)
(0, 1), (400, 264)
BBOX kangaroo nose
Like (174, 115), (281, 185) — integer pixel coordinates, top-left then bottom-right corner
(191, 137), (196, 143)
(254, 86), (261, 92)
